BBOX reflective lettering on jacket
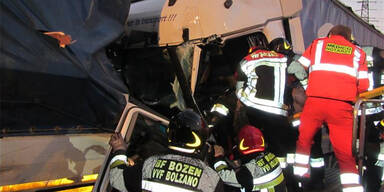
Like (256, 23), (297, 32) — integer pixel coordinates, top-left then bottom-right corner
(214, 152), (285, 191)
(298, 35), (369, 102)
(142, 180), (198, 192)
(236, 49), (288, 116)
(251, 153), (284, 191)
(325, 43), (352, 54)
(150, 159), (202, 188)
(142, 154), (220, 192)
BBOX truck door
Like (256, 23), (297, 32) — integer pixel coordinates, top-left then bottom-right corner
(93, 101), (169, 192)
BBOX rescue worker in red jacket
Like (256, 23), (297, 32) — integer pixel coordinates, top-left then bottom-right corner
(270, 37), (325, 191)
(293, 25), (369, 192)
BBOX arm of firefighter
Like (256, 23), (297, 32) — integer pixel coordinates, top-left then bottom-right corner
(212, 146), (241, 188)
(109, 133), (141, 191)
(357, 50), (369, 93)
(236, 60), (248, 91)
(109, 150), (143, 192)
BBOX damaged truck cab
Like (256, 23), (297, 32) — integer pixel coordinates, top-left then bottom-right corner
(126, 0), (304, 49)
(94, 0), (304, 191)
(116, 0), (305, 118)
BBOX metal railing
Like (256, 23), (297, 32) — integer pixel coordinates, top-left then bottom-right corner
(352, 86), (384, 177)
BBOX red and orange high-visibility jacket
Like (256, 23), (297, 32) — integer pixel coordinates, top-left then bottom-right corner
(298, 35), (369, 102)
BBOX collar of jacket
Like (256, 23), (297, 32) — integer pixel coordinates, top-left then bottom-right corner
(328, 35), (348, 41)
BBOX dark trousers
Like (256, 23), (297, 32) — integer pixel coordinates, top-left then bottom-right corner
(246, 107), (297, 157)
(363, 112), (383, 192)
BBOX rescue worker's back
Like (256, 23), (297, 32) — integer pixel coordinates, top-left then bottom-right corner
(294, 25), (369, 192)
(298, 35), (369, 101)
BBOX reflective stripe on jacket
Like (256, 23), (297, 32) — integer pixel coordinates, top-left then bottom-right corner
(109, 151), (223, 192)
(236, 49), (289, 116)
(298, 35), (369, 101)
(214, 152), (286, 191)
(142, 154), (222, 192)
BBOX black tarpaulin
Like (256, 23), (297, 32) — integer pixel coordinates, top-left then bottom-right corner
(0, 0), (130, 133)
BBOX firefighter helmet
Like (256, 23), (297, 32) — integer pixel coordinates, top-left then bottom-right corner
(247, 32), (269, 52)
(238, 125), (265, 155)
(168, 109), (203, 152)
(269, 37), (293, 55)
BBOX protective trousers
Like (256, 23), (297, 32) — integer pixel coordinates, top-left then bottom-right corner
(295, 97), (364, 192)
(246, 107), (296, 158)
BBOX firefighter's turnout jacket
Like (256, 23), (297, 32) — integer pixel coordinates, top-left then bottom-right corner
(236, 49), (288, 116)
(213, 152), (287, 192)
(109, 150), (224, 192)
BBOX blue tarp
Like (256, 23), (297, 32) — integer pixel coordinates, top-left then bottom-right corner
(301, 0), (384, 49)
(0, 0), (130, 133)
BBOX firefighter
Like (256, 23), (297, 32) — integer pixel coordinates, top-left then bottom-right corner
(108, 109), (225, 192)
(212, 125), (287, 192)
(347, 41), (384, 192)
(375, 119), (384, 192)
(359, 45), (384, 124)
(268, 37), (302, 115)
(361, 119), (384, 192)
(355, 45), (384, 192)
(235, 32), (296, 167)
(361, 46), (384, 89)
(270, 37), (325, 191)
(293, 25), (369, 192)
(208, 90), (247, 158)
